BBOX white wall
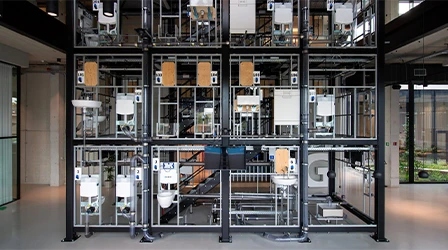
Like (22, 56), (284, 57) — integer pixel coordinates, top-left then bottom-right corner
(20, 67), (66, 186)
(0, 43), (29, 68)
(385, 87), (400, 187)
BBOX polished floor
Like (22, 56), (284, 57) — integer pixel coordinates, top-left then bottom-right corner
(1, 184), (448, 250)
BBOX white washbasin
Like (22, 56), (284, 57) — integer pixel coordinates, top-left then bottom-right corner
(271, 175), (298, 186)
(95, 116), (106, 123)
(72, 100), (101, 108)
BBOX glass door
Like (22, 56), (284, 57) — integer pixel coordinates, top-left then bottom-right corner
(0, 62), (19, 205)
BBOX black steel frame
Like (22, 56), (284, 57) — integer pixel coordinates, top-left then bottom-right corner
(64, 0), (387, 243)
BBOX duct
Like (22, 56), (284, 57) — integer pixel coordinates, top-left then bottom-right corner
(128, 154), (145, 239)
(308, 147), (372, 151)
(309, 58), (370, 63)
(405, 49), (448, 64)
(342, 71), (356, 85)
(99, 58), (142, 62)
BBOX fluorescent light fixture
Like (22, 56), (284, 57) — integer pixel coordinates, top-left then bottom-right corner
(46, 0), (58, 17)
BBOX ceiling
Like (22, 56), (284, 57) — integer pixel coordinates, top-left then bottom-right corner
(386, 27), (448, 64)
(0, 26), (66, 65)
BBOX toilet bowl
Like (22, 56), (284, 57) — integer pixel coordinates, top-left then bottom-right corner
(157, 190), (175, 208)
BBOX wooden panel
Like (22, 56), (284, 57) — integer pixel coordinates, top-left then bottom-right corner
(197, 62), (211, 86)
(240, 62), (254, 86)
(358, 109), (375, 137)
(275, 149), (289, 174)
(162, 62), (176, 86)
(84, 62), (98, 86)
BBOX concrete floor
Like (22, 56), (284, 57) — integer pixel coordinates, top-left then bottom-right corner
(1, 184), (448, 250)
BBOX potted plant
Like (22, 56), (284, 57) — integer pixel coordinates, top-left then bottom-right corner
(103, 166), (115, 188)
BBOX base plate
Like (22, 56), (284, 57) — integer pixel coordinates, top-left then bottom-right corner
(371, 234), (389, 242)
(61, 234), (81, 242)
(219, 235), (232, 243)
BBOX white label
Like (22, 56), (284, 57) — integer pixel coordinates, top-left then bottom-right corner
(327, 0), (335, 11)
(135, 89), (142, 103)
(92, 0), (100, 11)
(153, 158), (159, 171)
(155, 71), (163, 84)
(135, 168), (143, 180)
(75, 167), (82, 180)
(309, 89), (316, 103)
(267, 0), (274, 11)
(211, 71), (218, 84)
(77, 71), (85, 84)
(291, 71), (298, 85)
(253, 71), (260, 85)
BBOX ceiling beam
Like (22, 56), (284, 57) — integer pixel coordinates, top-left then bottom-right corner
(385, 0), (448, 54)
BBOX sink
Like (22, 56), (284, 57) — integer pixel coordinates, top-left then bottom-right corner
(271, 175), (298, 186)
(317, 203), (344, 218)
(72, 100), (101, 108)
(95, 116), (106, 123)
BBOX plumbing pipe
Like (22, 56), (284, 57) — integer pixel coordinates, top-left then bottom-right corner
(129, 154), (145, 239)
(85, 206), (95, 238)
(141, 0), (154, 242)
(297, 0), (310, 243)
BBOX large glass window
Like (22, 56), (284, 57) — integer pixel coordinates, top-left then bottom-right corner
(0, 62), (19, 205)
(399, 90), (409, 182)
(399, 1), (424, 16)
(399, 85), (448, 183)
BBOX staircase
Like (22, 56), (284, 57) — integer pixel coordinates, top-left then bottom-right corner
(160, 170), (221, 224)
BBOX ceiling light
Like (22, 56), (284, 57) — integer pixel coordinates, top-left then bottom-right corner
(46, 0), (58, 17)
(103, 0), (115, 17)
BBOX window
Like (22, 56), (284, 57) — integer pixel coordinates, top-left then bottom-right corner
(399, 0), (424, 16)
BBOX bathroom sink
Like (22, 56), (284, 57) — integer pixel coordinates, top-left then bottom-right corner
(317, 203), (344, 218)
(271, 175), (298, 186)
(95, 116), (106, 123)
(72, 100), (101, 108)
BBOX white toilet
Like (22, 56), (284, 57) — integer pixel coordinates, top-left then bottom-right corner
(157, 190), (176, 208)
(156, 162), (179, 208)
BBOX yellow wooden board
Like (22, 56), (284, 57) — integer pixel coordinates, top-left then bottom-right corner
(162, 62), (176, 86)
(84, 62), (98, 86)
(190, 6), (216, 20)
(275, 149), (289, 174)
(197, 62), (211, 86)
(240, 62), (254, 86)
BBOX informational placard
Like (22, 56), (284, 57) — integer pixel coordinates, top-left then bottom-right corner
(75, 167), (82, 180)
(135, 168), (142, 181)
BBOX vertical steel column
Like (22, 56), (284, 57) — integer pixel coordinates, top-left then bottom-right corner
(140, 0), (154, 243)
(62, 0), (79, 242)
(298, 0), (310, 243)
(328, 151), (336, 196)
(408, 82), (415, 183)
(431, 91), (436, 163)
(372, 0), (388, 243)
(220, 0), (231, 244)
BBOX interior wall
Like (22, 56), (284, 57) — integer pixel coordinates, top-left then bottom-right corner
(385, 86), (400, 187)
(20, 67), (66, 186)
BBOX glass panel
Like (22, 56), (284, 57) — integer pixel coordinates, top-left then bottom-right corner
(12, 68), (18, 136)
(414, 89), (435, 182)
(414, 89), (448, 182)
(399, 90), (409, 182)
(0, 138), (18, 205)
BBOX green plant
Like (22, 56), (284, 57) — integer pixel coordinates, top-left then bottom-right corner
(103, 166), (115, 182)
